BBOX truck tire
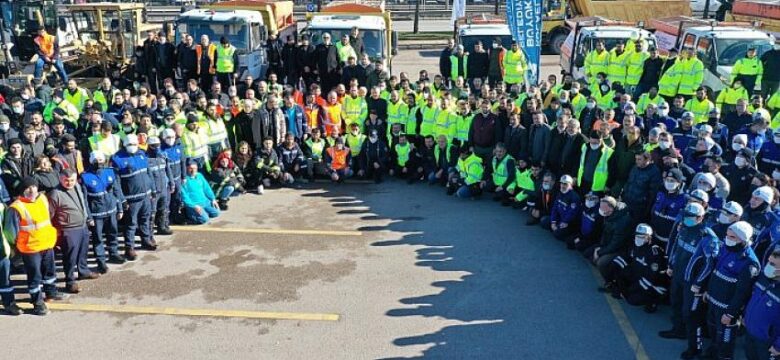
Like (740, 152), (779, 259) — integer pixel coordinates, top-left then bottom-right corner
(548, 31), (568, 55)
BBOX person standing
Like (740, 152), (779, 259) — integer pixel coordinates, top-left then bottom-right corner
(82, 150), (126, 268)
(742, 246), (780, 360)
(5, 177), (63, 315)
(732, 47), (764, 97)
(266, 31), (284, 80)
(439, 38), (455, 84)
(111, 134), (157, 261)
(49, 169), (98, 294)
(487, 37), (506, 87)
(195, 35), (217, 92)
(154, 32), (176, 93)
(281, 35), (299, 85)
(146, 137), (174, 236)
(760, 46), (780, 97)
(177, 34), (198, 86)
(315, 33), (340, 93)
(0, 199), (20, 315)
(214, 37), (239, 93)
(467, 41), (489, 89)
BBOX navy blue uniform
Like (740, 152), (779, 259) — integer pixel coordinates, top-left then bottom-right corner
(604, 242), (668, 307)
(758, 140), (780, 175)
(161, 141), (184, 223)
(550, 190), (581, 241)
(705, 244), (760, 359)
(568, 204), (603, 252)
(147, 148), (174, 233)
(81, 166), (125, 262)
(743, 275), (780, 360)
(671, 127), (698, 153)
(111, 149), (157, 250)
(650, 190), (686, 244)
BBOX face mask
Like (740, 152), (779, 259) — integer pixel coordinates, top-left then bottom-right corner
(589, 143), (600, 150)
(482, 109), (489, 115)
(492, 43), (498, 49)
(12, 107), (23, 115)
(126, 145), (139, 154)
(732, 143), (744, 152)
(659, 108), (669, 117)
(542, 183), (552, 191)
(585, 199), (598, 208)
(598, 208), (608, 217)
(734, 157), (747, 167)
(724, 238), (739, 247)
(634, 237), (646, 247)
(718, 213), (734, 224)
(586, 102), (596, 109)
(664, 181), (678, 192)
(683, 217), (698, 227)
(123, 126), (134, 133)
(369, 136), (378, 143)
(764, 264), (777, 278)
(164, 138), (175, 146)
(659, 141), (671, 150)
(0, 124), (9, 132)
(21, 94), (29, 100)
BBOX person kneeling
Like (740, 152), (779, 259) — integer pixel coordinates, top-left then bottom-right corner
(325, 137), (353, 183)
(181, 161), (220, 224)
(448, 147), (483, 199)
(210, 151), (245, 211)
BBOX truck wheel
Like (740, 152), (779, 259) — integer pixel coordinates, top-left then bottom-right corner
(549, 31), (567, 55)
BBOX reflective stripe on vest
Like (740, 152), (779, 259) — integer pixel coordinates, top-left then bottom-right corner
(10, 195), (57, 254)
(346, 134), (365, 156)
(577, 144), (614, 191)
(434, 144), (451, 165)
(327, 147), (349, 170)
(387, 101), (406, 125)
(206, 119), (228, 145)
(182, 129), (208, 158)
(492, 155), (512, 186)
(306, 139), (325, 160)
(216, 45), (236, 73)
(89, 134), (120, 157)
(420, 106), (437, 136)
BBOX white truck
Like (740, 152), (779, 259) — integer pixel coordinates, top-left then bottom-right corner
(651, 16), (776, 93)
(559, 17), (657, 83)
(175, 9), (268, 80)
(455, 16), (513, 52)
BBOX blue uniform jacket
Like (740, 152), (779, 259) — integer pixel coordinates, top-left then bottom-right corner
(676, 225), (720, 286)
(736, 126), (767, 154)
(671, 127), (697, 152)
(705, 245), (759, 317)
(161, 142), (184, 183)
(148, 151), (174, 194)
(650, 190), (686, 243)
(550, 190), (581, 225)
(80, 166), (125, 218)
(758, 139), (780, 175)
(744, 275), (780, 349)
(110, 149), (156, 202)
(580, 205), (602, 236)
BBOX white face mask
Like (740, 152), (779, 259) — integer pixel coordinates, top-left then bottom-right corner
(765, 264), (778, 278)
(0, 124), (9, 132)
(659, 108), (669, 117)
(164, 138), (175, 146)
(585, 199), (598, 208)
(598, 208), (608, 217)
(586, 102), (596, 109)
(369, 136), (378, 144)
(126, 145), (139, 154)
(732, 143), (744, 152)
(718, 213), (733, 225)
(724, 238), (739, 247)
(664, 180), (678, 192)
(634, 236), (646, 247)
(659, 141), (671, 150)
(734, 156), (747, 167)
(542, 183), (552, 191)
(492, 43), (499, 49)
(12, 107), (23, 114)
(759, 128), (768, 135)
(589, 143), (600, 150)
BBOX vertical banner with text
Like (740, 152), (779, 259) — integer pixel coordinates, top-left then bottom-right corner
(506, 0), (542, 84)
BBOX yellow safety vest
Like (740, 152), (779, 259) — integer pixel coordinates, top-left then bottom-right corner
(577, 144), (614, 192)
(625, 51), (649, 86)
(405, 106), (420, 135)
(216, 45), (236, 73)
(731, 56), (764, 84)
(450, 54), (468, 80)
(342, 96), (367, 130)
(434, 108), (456, 142)
(684, 98), (715, 125)
(454, 112), (473, 142)
(457, 154), (483, 185)
(335, 42), (357, 63)
(88, 133), (121, 157)
(395, 142), (411, 166)
(64, 87), (89, 110)
(387, 101), (409, 127)
(181, 128), (209, 158)
(503, 49), (527, 85)
(716, 87), (749, 110)
(607, 49), (629, 85)
(678, 57), (704, 96)
(345, 133), (366, 156)
(205, 118), (228, 146)
(305, 139), (326, 161)
(585, 50), (609, 83)
(92, 88), (120, 111)
(637, 93), (664, 113)
(492, 155), (513, 186)
(420, 106), (438, 137)
(658, 59), (682, 97)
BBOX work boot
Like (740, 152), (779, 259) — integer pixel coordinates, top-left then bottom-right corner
(679, 348), (700, 359)
(96, 261), (109, 274)
(157, 226), (173, 236)
(31, 293), (49, 316)
(659, 327), (687, 339)
(65, 283), (80, 294)
(44, 290), (65, 302)
(1, 294), (21, 316)
(141, 242), (157, 251)
(125, 248), (138, 261)
(108, 254), (126, 264)
(218, 199), (228, 211)
(79, 272), (100, 280)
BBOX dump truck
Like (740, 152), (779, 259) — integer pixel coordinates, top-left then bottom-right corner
(728, 0), (780, 36)
(176, 1), (296, 80)
(543, 0), (691, 55)
(304, 1), (398, 71)
(651, 16), (775, 93)
(560, 17), (657, 82)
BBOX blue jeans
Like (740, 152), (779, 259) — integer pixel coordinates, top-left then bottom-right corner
(21, 249), (57, 303)
(456, 185), (474, 198)
(0, 257), (11, 299)
(60, 226), (92, 285)
(34, 57), (68, 83)
(185, 202), (220, 224)
(218, 185), (235, 200)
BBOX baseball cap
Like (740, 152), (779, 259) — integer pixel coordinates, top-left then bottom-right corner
(728, 221), (754, 242)
(635, 223), (653, 236)
(683, 202), (706, 217)
(753, 186), (774, 204)
(560, 175), (574, 184)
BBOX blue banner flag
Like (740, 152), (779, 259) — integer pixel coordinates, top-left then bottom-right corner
(506, 0), (542, 84)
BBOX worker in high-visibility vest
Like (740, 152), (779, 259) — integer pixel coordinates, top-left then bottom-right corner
(449, 44), (468, 83)
(181, 113), (210, 172)
(625, 41), (649, 96)
(585, 41), (609, 88)
(32, 25), (68, 83)
(731, 46), (764, 97)
(502, 41), (528, 88)
(483, 142), (516, 204)
(607, 42), (630, 87)
(89, 122), (122, 157)
(92, 78), (120, 112)
(204, 103), (228, 157)
(214, 37), (238, 94)
(677, 48), (704, 100)
(658, 50), (682, 103)
(335, 34), (358, 66)
(342, 86), (368, 130)
(449, 146), (484, 198)
(684, 87), (716, 125)
(716, 79), (750, 114)
(195, 34), (217, 91)
(5, 177), (62, 316)
(64, 79), (90, 111)
(386, 91), (409, 131)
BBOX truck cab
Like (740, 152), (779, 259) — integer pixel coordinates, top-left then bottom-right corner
(455, 16), (513, 52)
(176, 9), (268, 80)
(560, 19), (656, 83)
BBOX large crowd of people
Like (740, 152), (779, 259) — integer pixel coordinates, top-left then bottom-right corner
(2, 24), (780, 359)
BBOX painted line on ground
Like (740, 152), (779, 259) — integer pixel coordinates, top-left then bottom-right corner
(17, 303), (340, 321)
(589, 267), (651, 360)
(169, 226), (362, 237)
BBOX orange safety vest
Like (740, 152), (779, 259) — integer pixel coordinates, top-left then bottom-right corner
(10, 194), (57, 254)
(195, 44), (217, 75)
(304, 106), (320, 130)
(327, 147), (349, 170)
(324, 104), (343, 136)
(35, 33), (55, 57)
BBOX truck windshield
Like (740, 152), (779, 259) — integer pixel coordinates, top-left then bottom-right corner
(715, 38), (773, 66)
(309, 29), (385, 60)
(578, 37), (657, 58)
(177, 21), (250, 51)
(460, 35), (513, 53)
